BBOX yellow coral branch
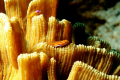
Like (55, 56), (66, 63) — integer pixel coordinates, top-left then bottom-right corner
(48, 57), (57, 80)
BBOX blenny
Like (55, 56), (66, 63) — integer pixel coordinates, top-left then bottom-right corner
(23, 10), (41, 21)
(47, 40), (69, 48)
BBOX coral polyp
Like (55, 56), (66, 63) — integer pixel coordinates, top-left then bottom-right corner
(72, 22), (89, 45)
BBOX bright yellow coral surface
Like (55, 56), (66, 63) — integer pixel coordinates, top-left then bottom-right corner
(0, 0), (120, 80)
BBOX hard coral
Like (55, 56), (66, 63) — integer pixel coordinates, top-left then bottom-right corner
(86, 36), (111, 50)
(0, 0), (120, 80)
(67, 61), (120, 80)
(30, 42), (120, 79)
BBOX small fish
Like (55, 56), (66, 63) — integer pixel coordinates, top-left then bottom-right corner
(47, 40), (69, 48)
(23, 10), (41, 21)
(22, 10), (41, 33)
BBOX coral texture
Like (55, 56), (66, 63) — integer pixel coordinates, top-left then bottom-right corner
(0, 0), (120, 80)
(67, 61), (120, 80)
(86, 36), (111, 50)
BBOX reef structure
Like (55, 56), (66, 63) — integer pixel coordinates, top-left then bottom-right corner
(92, 2), (120, 52)
(0, 0), (120, 80)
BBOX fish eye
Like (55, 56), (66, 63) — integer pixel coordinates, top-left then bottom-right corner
(36, 10), (40, 13)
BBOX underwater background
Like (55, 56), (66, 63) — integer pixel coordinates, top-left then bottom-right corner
(57, 0), (120, 52)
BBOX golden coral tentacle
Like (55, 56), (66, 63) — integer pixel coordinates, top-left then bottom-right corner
(4, 0), (32, 28)
(67, 61), (120, 80)
(0, 13), (20, 79)
(10, 17), (27, 53)
(17, 52), (42, 80)
(62, 19), (72, 42)
(39, 52), (49, 80)
(28, 14), (47, 51)
(47, 16), (64, 42)
(47, 57), (57, 80)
